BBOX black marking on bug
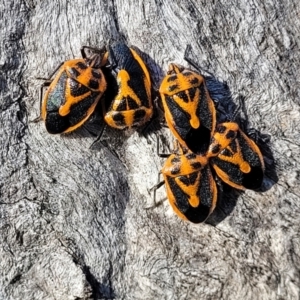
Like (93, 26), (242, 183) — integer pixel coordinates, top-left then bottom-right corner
(167, 74), (177, 82)
(88, 79), (99, 90)
(112, 112), (125, 126)
(230, 139), (238, 153)
(188, 87), (196, 101)
(188, 172), (198, 185)
(212, 157), (243, 186)
(171, 166), (181, 175)
(177, 91), (189, 103)
(69, 78), (91, 97)
(166, 166), (214, 223)
(91, 69), (102, 79)
(197, 165), (215, 211)
(211, 144), (221, 155)
(222, 148), (233, 157)
(238, 132), (261, 166)
(191, 162), (202, 170)
(46, 72), (68, 113)
(76, 62), (88, 70)
(133, 109), (146, 123)
(226, 130), (236, 140)
(178, 175), (190, 186)
(69, 67), (81, 78)
(127, 97), (140, 110)
(189, 77), (199, 85)
(186, 152), (197, 160)
(171, 156), (181, 164)
(168, 84), (179, 92)
(183, 71), (193, 76)
(108, 43), (151, 109)
(195, 82), (214, 131)
(178, 173), (198, 186)
(115, 98), (127, 111)
(217, 125), (226, 133)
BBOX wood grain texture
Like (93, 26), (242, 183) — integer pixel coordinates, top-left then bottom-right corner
(1, 0), (299, 299)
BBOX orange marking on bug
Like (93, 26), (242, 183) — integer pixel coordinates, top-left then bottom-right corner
(162, 152), (218, 222)
(208, 122), (239, 158)
(162, 148), (214, 214)
(162, 151), (208, 177)
(58, 82), (92, 117)
(172, 88), (201, 128)
(175, 173), (201, 207)
(130, 48), (151, 92)
(209, 122), (265, 190)
(65, 63), (106, 93)
(218, 143), (251, 173)
(62, 93), (102, 133)
(113, 70), (142, 109)
(41, 53), (107, 134)
(159, 63), (217, 153)
(103, 45), (153, 129)
(159, 64), (205, 95)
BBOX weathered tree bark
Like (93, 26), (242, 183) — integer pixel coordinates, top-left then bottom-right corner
(1, 0), (299, 299)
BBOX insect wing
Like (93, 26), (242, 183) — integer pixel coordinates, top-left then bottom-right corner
(211, 128), (265, 190)
(162, 150), (217, 223)
(41, 57), (106, 134)
(104, 43), (153, 129)
(160, 64), (216, 154)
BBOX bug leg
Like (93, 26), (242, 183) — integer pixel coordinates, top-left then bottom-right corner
(147, 172), (166, 209)
(184, 44), (215, 77)
(232, 96), (270, 143)
(146, 135), (172, 208)
(32, 62), (65, 123)
(80, 45), (107, 58)
(229, 95), (245, 122)
(81, 46), (108, 68)
(36, 62), (64, 82)
(156, 135), (171, 158)
(247, 128), (271, 144)
(31, 80), (52, 123)
(89, 124), (107, 148)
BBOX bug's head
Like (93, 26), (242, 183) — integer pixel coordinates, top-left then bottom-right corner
(87, 51), (108, 69)
(167, 63), (185, 75)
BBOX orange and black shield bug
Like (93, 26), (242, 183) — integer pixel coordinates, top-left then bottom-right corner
(159, 64), (216, 154)
(40, 47), (107, 134)
(208, 122), (265, 190)
(103, 42), (153, 130)
(157, 144), (218, 223)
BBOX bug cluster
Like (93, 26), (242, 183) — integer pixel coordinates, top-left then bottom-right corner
(39, 43), (153, 135)
(39, 42), (265, 224)
(156, 63), (265, 223)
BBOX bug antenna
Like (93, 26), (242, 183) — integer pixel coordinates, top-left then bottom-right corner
(184, 44), (214, 77)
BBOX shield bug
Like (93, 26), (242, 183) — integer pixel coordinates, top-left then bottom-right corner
(207, 122), (265, 190)
(102, 42), (153, 130)
(39, 47), (107, 134)
(153, 142), (218, 223)
(159, 63), (216, 155)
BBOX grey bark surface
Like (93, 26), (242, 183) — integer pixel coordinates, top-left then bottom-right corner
(0, 0), (299, 299)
